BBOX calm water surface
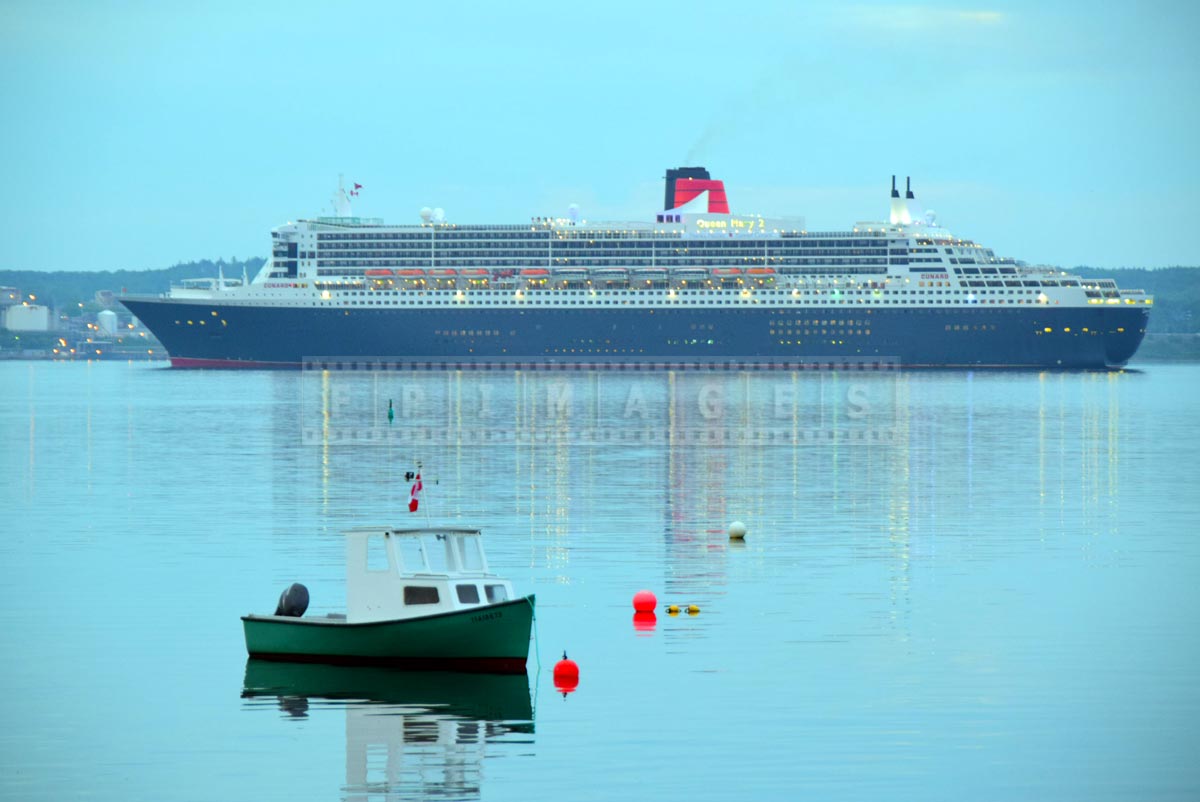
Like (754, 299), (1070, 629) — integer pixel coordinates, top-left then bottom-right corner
(2, 362), (1198, 801)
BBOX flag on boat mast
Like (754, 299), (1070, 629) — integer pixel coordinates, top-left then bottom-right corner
(408, 471), (422, 513)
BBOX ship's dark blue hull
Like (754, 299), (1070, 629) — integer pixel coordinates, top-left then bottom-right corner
(120, 299), (1150, 369)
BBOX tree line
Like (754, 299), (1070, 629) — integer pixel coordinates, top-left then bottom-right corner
(0, 258), (266, 315)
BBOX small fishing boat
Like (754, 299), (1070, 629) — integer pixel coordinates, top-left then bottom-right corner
(242, 526), (534, 673)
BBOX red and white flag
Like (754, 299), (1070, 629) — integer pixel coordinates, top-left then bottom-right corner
(408, 472), (422, 512)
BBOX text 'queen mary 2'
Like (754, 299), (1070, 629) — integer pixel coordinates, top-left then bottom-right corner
(121, 170), (1152, 369)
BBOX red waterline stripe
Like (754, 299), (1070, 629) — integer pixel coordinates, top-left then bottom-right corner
(169, 357), (1098, 371)
(171, 357), (300, 369)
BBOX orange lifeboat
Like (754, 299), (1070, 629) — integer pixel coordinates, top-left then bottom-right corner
(395, 269), (427, 277)
(711, 268), (742, 276)
(520, 269), (550, 277)
(364, 269), (395, 277)
(430, 268), (458, 276)
(746, 267), (776, 275)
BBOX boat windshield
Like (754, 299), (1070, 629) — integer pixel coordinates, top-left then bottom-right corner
(424, 535), (450, 572)
(391, 531), (477, 573)
(459, 538), (484, 571)
(395, 537), (425, 572)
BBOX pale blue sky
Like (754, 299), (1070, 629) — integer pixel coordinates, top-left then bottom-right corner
(2, 0), (1197, 271)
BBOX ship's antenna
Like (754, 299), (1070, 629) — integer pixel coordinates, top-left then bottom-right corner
(425, 479), (433, 526)
(331, 174), (352, 217)
(419, 460), (432, 527)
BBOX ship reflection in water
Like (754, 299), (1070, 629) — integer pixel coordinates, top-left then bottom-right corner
(286, 366), (1130, 647)
(241, 661), (534, 801)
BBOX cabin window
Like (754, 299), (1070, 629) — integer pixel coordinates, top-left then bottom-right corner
(485, 584), (509, 603)
(426, 537), (451, 572)
(459, 539), (485, 571)
(456, 584), (481, 604)
(404, 586), (440, 605)
(366, 535), (390, 572)
(396, 538), (425, 572)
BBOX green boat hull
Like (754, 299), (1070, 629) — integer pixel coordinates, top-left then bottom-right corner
(242, 595), (534, 673)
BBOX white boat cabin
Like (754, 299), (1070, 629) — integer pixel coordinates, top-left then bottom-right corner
(345, 527), (516, 624)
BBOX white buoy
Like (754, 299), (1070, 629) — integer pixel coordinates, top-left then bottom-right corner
(728, 520), (747, 540)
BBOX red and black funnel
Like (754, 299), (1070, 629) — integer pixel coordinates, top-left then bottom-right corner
(664, 167), (730, 214)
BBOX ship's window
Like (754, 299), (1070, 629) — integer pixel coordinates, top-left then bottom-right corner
(404, 586), (440, 605)
(456, 584), (481, 604)
(486, 584), (509, 603)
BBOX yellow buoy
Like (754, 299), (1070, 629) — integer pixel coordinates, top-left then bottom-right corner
(666, 604), (680, 615)
(687, 605), (700, 615)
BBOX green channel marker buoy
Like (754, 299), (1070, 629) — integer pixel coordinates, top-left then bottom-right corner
(387, 399), (394, 424)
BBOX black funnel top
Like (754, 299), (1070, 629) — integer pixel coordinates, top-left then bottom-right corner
(905, 176), (914, 200)
(891, 175), (899, 199)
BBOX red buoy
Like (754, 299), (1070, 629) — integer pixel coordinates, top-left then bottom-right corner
(553, 651), (579, 695)
(633, 611), (657, 631)
(632, 589), (657, 613)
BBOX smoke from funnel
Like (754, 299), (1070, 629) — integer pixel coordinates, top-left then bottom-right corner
(685, 120), (731, 166)
(682, 70), (794, 164)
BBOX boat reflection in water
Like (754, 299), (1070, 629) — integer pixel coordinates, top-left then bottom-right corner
(242, 660), (534, 800)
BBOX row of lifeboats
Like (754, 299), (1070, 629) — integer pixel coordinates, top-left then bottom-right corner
(364, 267), (777, 277)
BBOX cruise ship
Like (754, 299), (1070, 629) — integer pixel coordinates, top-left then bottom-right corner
(121, 169), (1152, 369)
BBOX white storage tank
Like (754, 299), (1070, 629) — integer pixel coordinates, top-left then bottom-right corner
(3, 304), (52, 332)
(97, 309), (119, 336)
